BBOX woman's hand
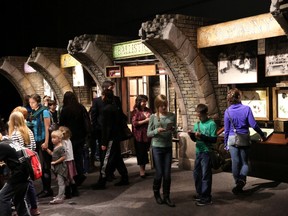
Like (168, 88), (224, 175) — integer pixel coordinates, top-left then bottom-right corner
(157, 127), (166, 133)
(260, 135), (267, 142)
(41, 143), (48, 150)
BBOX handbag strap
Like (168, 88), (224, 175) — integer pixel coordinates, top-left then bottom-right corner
(226, 109), (237, 133)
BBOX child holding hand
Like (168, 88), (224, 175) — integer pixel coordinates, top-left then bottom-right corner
(46, 130), (67, 204)
(59, 126), (78, 198)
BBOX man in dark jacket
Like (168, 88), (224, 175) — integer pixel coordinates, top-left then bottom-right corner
(91, 89), (129, 189)
(90, 81), (127, 184)
(0, 137), (30, 216)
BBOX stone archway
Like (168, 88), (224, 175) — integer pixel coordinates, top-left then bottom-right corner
(140, 14), (219, 131)
(27, 47), (73, 104)
(0, 57), (37, 98)
(67, 34), (132, 91)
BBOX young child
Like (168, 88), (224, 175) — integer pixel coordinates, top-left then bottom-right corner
(46, 130), (67, 204)
(189, 104), (217, 206)
(58, 126), (78, 198)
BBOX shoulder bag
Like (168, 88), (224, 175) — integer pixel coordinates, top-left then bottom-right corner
(226, 109), (251, 147)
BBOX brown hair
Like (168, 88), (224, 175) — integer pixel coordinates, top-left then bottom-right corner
(12, 106), (28, 119)
(227, 88), (241, 105)
(154, 94), (168, 121)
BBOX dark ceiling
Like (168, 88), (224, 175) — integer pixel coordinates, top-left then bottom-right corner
(0, 0), (271, 57)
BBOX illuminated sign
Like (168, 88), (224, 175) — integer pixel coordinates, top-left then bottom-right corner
(197, 13), (285, 48)
(60, 54), (81, 68)
(105, 66), (122, 78)
(113, 39), (153, 59)
(123, 65), (156, 77)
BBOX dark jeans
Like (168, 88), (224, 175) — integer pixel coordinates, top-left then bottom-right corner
(0, 181), (30, 216)
(229, 145), (250, 184)
(36, 140), (52, 192)
(106, 140), (128, 179)
(193, 152), (212, 201)
(152, 147), (172, 182)
(26, 179), (38, 209)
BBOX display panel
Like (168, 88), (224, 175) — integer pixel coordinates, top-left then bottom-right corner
(240, 88), (269, 120)
(272, 87), (288, 120)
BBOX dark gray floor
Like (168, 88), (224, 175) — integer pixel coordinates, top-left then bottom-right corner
(36, 157), (288, 216)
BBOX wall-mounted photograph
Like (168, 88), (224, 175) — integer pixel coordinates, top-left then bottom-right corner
(218, 51), (257, 84)
(265, 37), (288, 77)
(272, 87), (288, 120)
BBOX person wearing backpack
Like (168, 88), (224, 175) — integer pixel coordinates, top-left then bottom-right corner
(29, 94), (53, 198)
(8, 110), (40, 215)
(0, 135), (31, 216)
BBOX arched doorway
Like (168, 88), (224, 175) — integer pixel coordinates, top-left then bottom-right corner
(0, 74), (22, 122)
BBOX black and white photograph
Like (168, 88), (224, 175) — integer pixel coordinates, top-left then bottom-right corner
(265, 37), (288, 77)
(218, 51), (257, 84)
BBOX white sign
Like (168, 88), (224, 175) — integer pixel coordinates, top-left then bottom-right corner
(73, 65), (85, 87)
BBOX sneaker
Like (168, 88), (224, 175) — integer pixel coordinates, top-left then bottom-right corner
(30, 208), (41, 216)
(193, 195), (201, 201)
(49, 197), (64, 204)
(195, 199), (213, 206)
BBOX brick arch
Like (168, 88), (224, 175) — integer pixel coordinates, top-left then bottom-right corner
(67, 35), (111, 88)
(140, 18), (218, 131)
(67, 34), (132, 91)
(27, 48), (73, 104)
(0, 57), (37, 99)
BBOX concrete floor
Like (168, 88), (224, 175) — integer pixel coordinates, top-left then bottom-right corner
(35, 157), (288, 216)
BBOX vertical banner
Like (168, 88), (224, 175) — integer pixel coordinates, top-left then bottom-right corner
(72, 65), (85, 87)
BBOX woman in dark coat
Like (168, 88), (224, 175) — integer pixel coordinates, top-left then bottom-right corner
(59, 91), (89, 187)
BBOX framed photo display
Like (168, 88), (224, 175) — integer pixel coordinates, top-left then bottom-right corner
(218, 52), (257, 84)
(265, 37), (288, 77)
(272, 87), (288, 120)
(240, 88), (269, 120)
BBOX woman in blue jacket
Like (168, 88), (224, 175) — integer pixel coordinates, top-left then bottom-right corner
(224, 88), (266, 195)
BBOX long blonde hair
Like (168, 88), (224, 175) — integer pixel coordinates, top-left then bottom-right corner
(8, 111), (31, 145)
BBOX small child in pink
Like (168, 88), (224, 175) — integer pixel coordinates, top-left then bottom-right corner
(59, 126), (79, 198)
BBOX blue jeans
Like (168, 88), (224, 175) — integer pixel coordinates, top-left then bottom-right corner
(0, 181), (30, 216)
(229, 145), (250, 184)
(152, 147), (172, 182)
(193, 152), (212, 201)
(26, 179), (38, 209)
